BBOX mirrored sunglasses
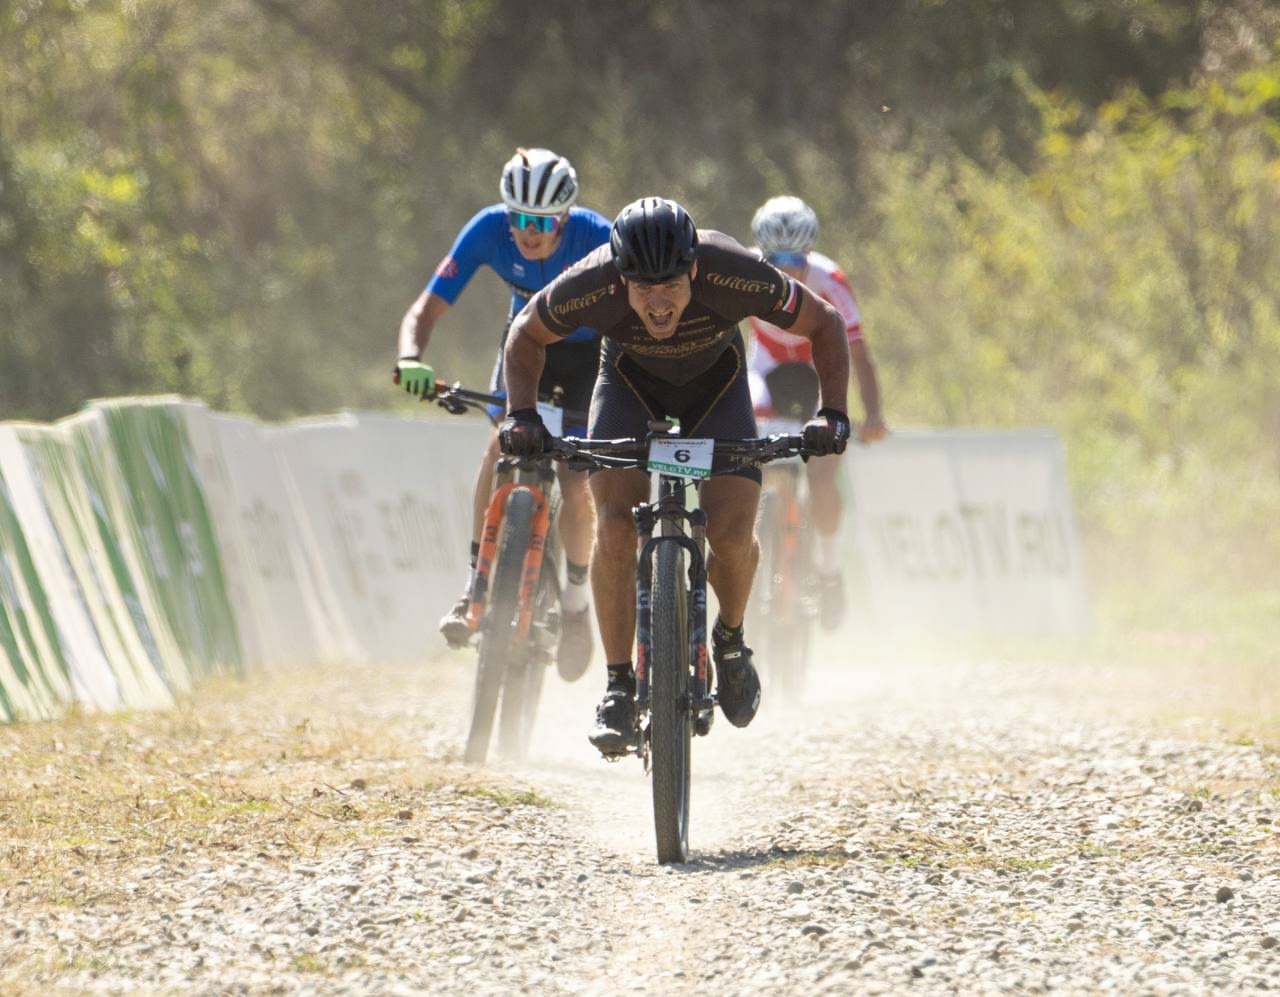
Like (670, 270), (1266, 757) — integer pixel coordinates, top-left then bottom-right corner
(508, 210), (562, 233)
(765, 250), (808, 269)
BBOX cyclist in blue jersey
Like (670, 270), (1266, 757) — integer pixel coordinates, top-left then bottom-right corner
(393, 148), (612, 680)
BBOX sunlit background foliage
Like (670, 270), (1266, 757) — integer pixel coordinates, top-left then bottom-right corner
(3, 0), (1278, 640)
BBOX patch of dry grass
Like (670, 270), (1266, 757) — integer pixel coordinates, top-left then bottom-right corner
(0, 662), (553, 909)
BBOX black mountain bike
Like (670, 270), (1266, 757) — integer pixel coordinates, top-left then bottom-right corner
(431, 382), (584, 764)
(550, 423), (814, 863)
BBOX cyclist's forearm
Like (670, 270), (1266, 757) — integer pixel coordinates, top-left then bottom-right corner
(397, 292), (448, 358)
(503, 327), (546, 411)
(851, 343), (882, 422)
(811, 310), (852, 413)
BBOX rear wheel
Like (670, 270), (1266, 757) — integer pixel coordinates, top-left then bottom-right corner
(757, 488), (811, 703)
(464, 489), (534, 765)
(650, 541), (691, 864)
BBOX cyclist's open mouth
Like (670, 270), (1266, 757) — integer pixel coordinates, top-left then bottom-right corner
(646, 309), (677, 337)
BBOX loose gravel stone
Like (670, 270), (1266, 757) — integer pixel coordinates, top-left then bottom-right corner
(1, 651), (1277, 996)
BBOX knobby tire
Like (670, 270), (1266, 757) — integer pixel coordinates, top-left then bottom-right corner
(465, 489), (535, 765)
(651, 541), (691, 864)
(498, 533), (557, 761)
(757, 489), (811, 703)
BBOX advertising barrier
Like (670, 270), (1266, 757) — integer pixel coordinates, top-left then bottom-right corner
(0, 432), (78, 722)
(270, 412), (488, 664)
(0, 396), (1090, 723)
(90, 400), (244, 679)
(181, 405), (343, 672)
(844, 429), (1092, 636)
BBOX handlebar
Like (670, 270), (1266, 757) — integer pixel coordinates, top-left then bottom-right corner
(546, 434), (815, 474)
(426, 380), (589, 428)
(426, 382), (828, 472)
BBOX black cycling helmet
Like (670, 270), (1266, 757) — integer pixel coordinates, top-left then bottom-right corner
(610, 197), (699, 283)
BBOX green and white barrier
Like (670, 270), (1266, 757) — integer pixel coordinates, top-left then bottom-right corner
(0, 395), (1088, 723)
(180, 406), (349, 672)
(89, 400), (243, 679)
(0, 432), (78, 721)
(13, 418), (176, 710)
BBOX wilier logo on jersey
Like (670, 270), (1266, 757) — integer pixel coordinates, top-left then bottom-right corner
(434, 257), (459, 279)
(704, 273), (778, 295)
(552, 286), (612, 317)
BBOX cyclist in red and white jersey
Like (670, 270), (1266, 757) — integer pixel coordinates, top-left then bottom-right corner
(746, 196), (888, 630)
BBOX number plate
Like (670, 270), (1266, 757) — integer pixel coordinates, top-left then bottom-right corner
(536, 401), (564, 437)
(647, 438), (714, 478)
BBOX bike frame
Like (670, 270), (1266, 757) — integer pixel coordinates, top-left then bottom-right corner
(633, 475), (713, 726)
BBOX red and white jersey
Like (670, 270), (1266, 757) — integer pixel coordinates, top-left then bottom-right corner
(746, 250), (862, 374)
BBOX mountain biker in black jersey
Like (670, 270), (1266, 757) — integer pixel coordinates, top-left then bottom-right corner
(496, 197), (852, 755)
(392, 148), (609, 680)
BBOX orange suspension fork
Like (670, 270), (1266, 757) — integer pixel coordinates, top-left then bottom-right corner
(516, 491), (552, 641)
(468, 482), (551, 639)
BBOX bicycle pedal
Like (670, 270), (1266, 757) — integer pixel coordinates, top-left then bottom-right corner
(693, 708), (714, 737)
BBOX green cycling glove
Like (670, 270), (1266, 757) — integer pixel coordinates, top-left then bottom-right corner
(396, 358), (436, 398)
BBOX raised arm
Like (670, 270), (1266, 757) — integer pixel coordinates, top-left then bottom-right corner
(397, 290), (451, 359)
(502, 295), (565, 412)
(786, 288), (851, 415)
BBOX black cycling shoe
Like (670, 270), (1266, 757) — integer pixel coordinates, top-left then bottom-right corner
(438, 593), (473, 649)
(817, 572), (846, 631)
(714, 638), (761, 728)
(587, 687), (638, 757)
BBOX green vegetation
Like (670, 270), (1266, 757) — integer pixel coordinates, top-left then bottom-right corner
(455, 783), (559, 809)
(3, 2), (1277, 658)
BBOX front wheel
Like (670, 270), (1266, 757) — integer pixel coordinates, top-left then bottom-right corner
(464, 489), (535, 765)
(650, 541), (691, 864)
(497, 548), (556, 760)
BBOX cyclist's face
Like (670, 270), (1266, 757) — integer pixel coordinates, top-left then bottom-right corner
(510, 214), (566, 260)
(625, 267), (695, 340)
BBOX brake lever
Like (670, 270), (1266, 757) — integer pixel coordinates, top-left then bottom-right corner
(437, 396), (469, 416)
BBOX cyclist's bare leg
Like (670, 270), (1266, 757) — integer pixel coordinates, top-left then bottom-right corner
(439, 428), (502, 645)
(805, 453), (842, 538)
(589, 468), (650, 664)
(470, 429), (502, 544)
(554, 463), (597, 678)
(700, 475), (761, 628)
(555, 464), (595, 567)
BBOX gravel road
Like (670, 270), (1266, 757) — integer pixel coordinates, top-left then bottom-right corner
(1, 637), (1276, 995)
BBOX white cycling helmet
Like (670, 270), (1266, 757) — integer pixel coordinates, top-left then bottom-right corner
(500, 147), (579, 215)
(751, 195), (819, 256)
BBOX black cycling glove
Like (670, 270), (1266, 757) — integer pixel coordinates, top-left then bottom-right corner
(802, 408), (852, 456)
(498, 408), (549, 457)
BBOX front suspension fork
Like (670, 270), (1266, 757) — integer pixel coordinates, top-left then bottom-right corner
(633, 505), (710, 715)
(469, 482), (550, 640)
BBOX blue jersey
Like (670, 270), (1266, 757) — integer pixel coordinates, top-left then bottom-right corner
(426, 205), (612, 344)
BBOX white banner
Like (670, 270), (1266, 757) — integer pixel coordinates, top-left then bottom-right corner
(270, 412), (488, 664)
(181, 404), (348, 671)
(844, 429), (1092, 637)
